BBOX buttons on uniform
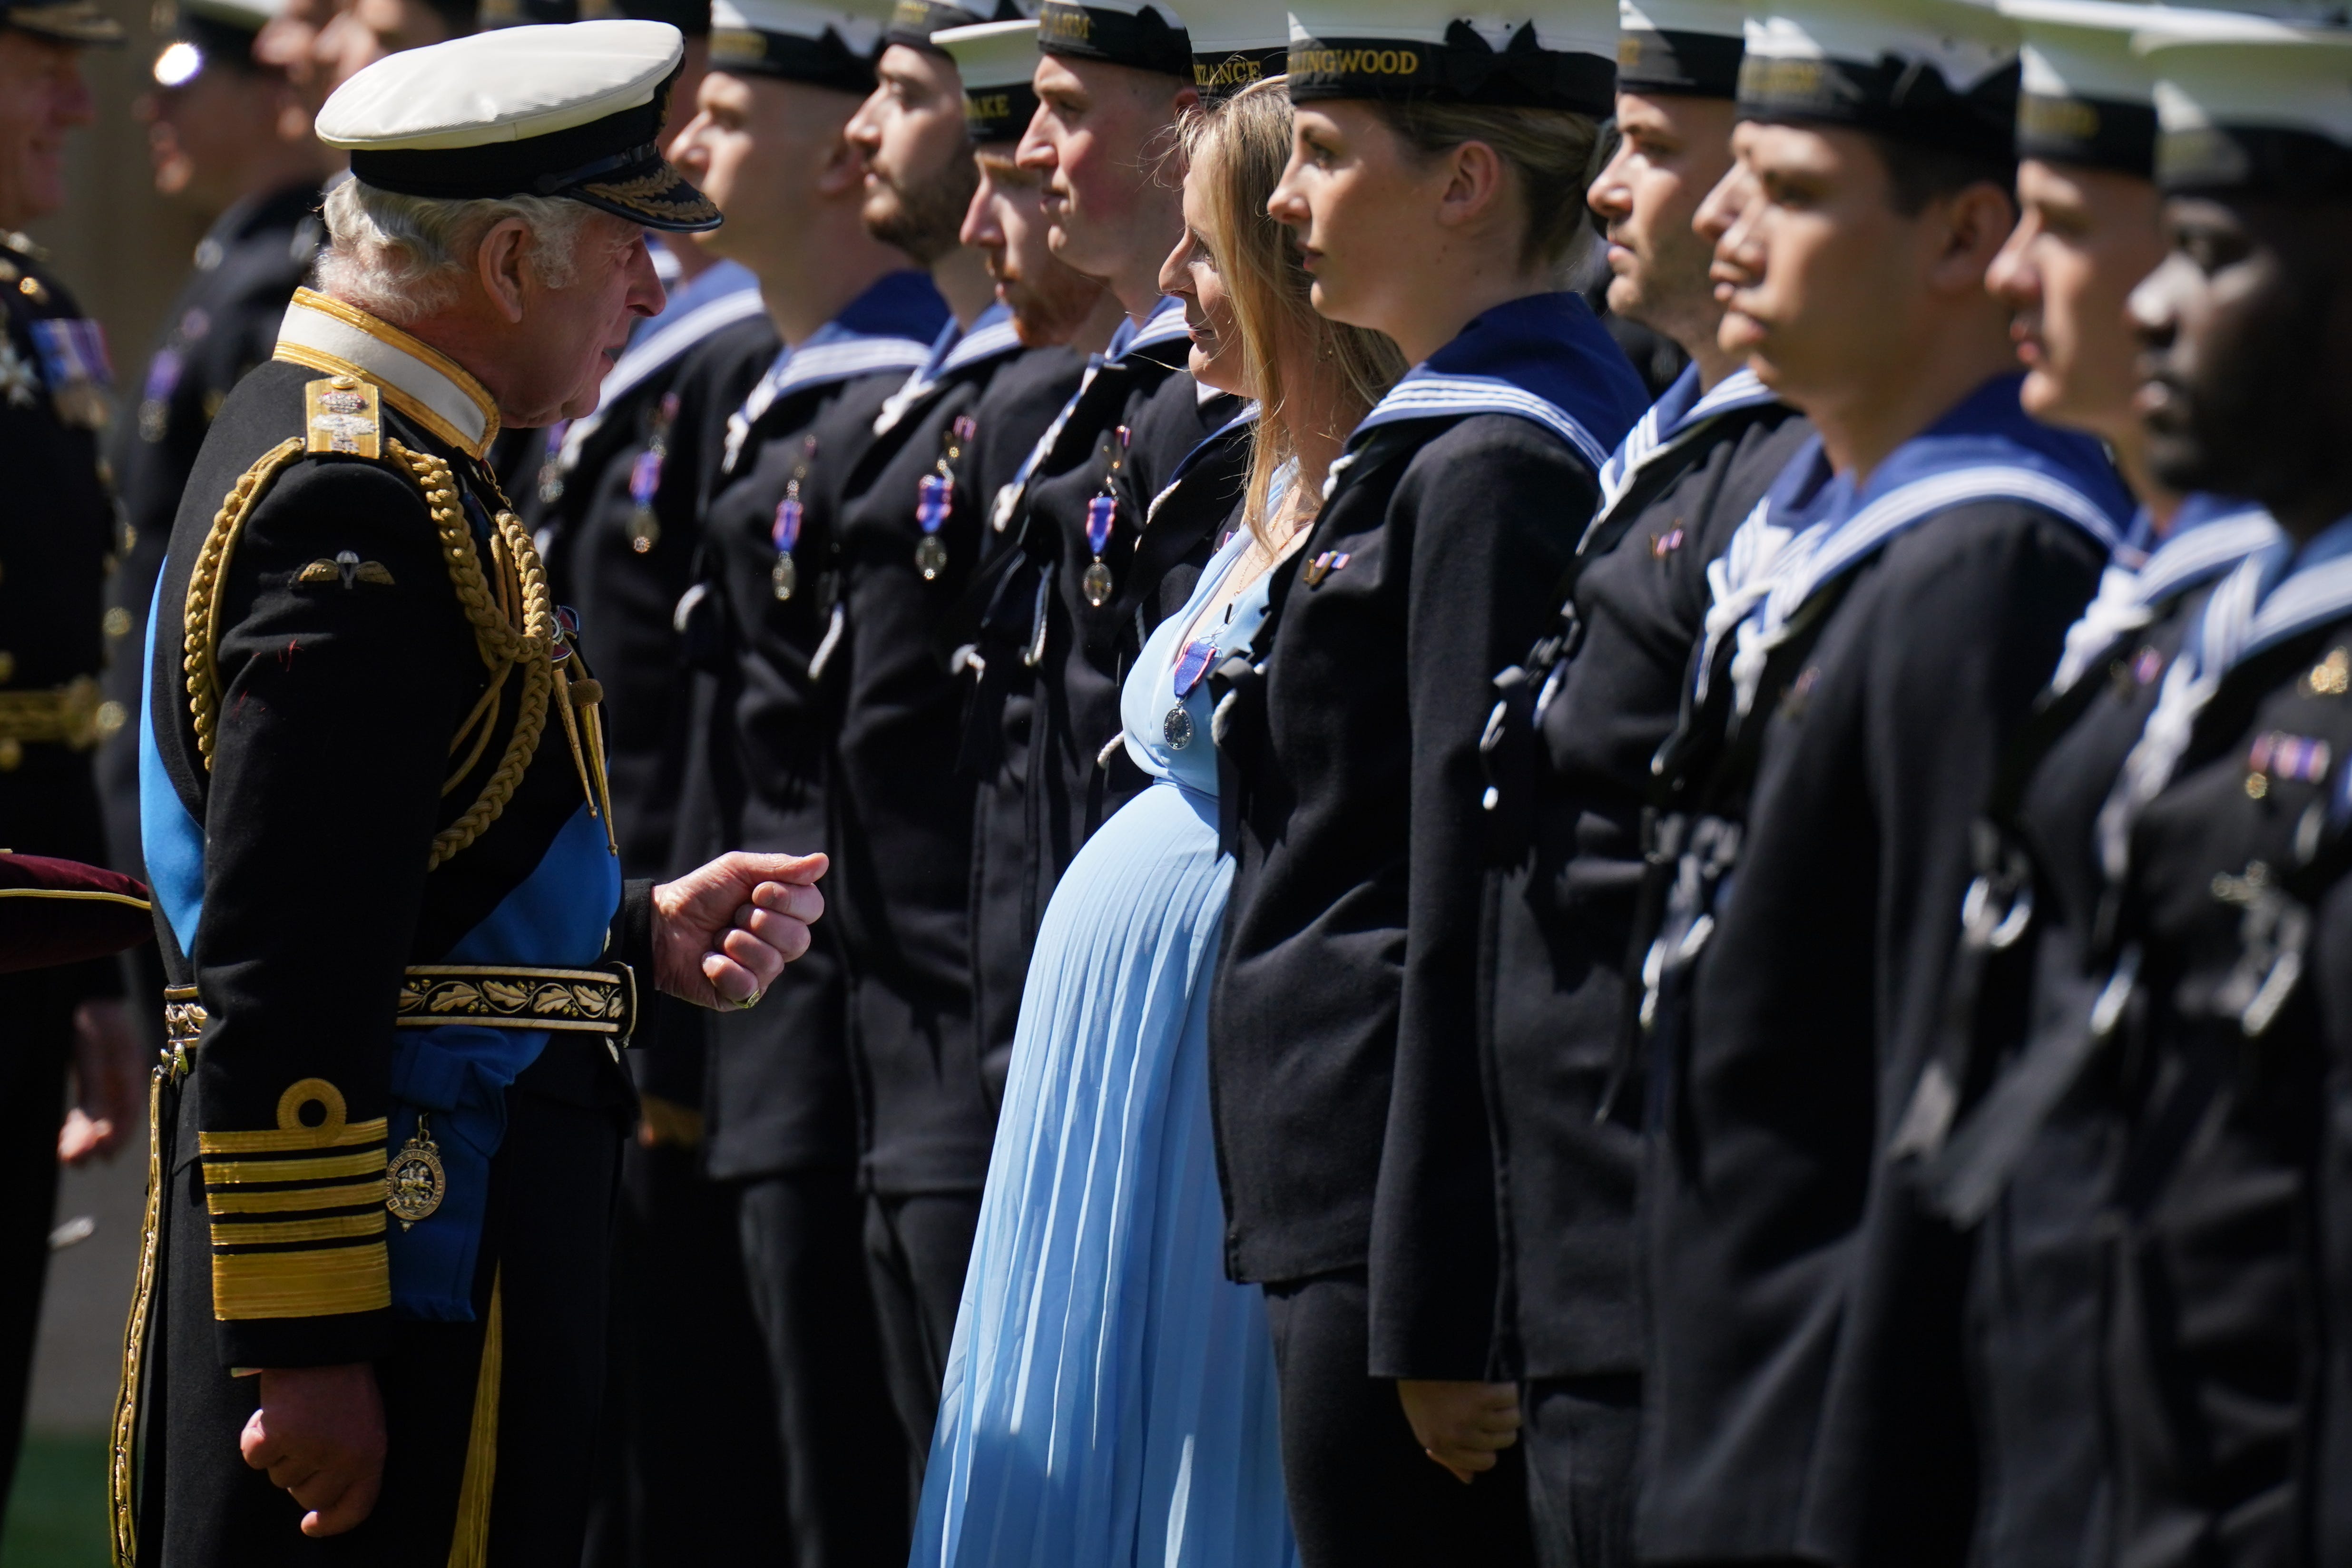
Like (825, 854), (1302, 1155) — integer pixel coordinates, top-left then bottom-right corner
(0, 650), (17, 683)
(95, 700), (125, 738)
(17, 275), (45, 304)
(102, 606), (130, 638)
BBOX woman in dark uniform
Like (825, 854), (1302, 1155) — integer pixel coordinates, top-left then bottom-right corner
(1206, 2), (1646, 1562)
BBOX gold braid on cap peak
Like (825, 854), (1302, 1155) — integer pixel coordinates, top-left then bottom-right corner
(181, 437), (565, 872)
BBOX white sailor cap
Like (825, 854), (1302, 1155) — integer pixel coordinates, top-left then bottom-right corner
(709, 0), (890, 90)
(315, 20), (722, 231)
(152, 0), (282, 85)
(884, 0), (1027, 51)
(1617, 0), (1744, 98)
(1737, 0), (2021, 161)
(1186, 0), (1288, 93)
(1031, 0), (1192, 77)
(1997, 0), (2166, 175)
(2136, 7), (2352, 196)
(934, 16), (1040, 136)
(1284, 0), (1619, 112)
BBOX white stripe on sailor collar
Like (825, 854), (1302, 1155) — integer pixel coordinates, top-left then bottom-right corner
(873, 314), (1025, 438)
(723, 332), (936, 473)
(274, 288), (500, 458)
(2050, 508), (2283, 693)
(1354, 375), (1612, 472)
(1587, 367), (1778, 546)
(559, 288), (769, 470)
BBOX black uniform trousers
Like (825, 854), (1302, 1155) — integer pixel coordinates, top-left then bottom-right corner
(1262, 1270), (1535, 1567)
(0, 970), (73, 1515)
(143, 1041), (625, 1567)
(862, 1188), (980, 1506)
(735, 1167), (909, 1568)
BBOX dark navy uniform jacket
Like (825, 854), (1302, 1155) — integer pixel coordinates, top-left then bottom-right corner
(828, 304), (1082, 1188)
(0, 230), (131, 1006)
(138, 287), (652, 1370)
(1479, 364), (1808, 1382)
(1210, 292), (1648, 1378)
(1636, 375), (2129, 1567)
(675, 270), (946, 1182)
(528, 264), (772, 881)
(100, 181), (322, 896)
(1907, 500), (2281, 1568)
(960, 298), (1239, 1112)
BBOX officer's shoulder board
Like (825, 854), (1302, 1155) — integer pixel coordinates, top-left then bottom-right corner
(304, 373), (382, 460)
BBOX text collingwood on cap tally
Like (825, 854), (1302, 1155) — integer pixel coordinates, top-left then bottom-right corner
(707, 0), (889, 92)
(313, 18), (725, 228)
(1616, 0), (1743, 97)
(1736, 0), (2022, 161)
(1283, 0), (1621, 112)
(933, 14), (1040, 139)
(2134, 6), (2352, 196)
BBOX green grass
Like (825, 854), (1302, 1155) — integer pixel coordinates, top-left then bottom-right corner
(1, 1432), (111, 1568)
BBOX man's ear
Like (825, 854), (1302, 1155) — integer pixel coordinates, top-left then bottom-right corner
(1928, 181), (2017, 295)
(474, 216), (531, 323)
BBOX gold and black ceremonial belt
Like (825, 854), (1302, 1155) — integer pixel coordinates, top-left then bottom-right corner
(162, 961), (637, 1065)
(0, 674), (108, 767)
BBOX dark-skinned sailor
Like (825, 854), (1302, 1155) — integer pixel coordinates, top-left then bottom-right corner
(1893, 9), (2280, 1565)
(99, 0), (326, 1071)
(113, 23), (827, 1565)
(959, 0), (1240, 1113)
(0, 0), (137, 1529)
(1628, 0), (2133, 1560)
(663, 0), (949, 1551)
(1470, 3), (1809, 1561)
(1949, 16), (2352, 1560)
(1205, 0), (1647, 1558)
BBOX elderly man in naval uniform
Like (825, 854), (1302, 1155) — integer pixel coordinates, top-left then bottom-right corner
(112, 20), (827, 1568)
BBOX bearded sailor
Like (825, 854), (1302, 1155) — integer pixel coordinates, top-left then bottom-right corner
(114, 21), (828, 1566)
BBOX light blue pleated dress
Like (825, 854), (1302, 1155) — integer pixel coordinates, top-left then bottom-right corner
(912, 517), (1299, 1568)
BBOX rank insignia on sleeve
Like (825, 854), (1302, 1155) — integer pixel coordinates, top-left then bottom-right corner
(304, 374), (382, 459)
(296, 550), (395, 589)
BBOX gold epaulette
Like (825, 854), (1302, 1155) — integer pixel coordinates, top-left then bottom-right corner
(178, 396), (612, 870)
(195, 1074), (391, 1321)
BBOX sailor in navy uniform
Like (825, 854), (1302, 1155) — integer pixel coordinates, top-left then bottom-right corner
(1203, 1), (1646, 1558)
(0, 0), (136, 1529)
(823, 1), (1118, 1485)
(1969, 19), (2352, 1560)
(665, 0), (951, 1549)
(960, 0), (1239, 1127)
(1469, 4), (1809, 1561)
(116, 25), (825, 1564)
(100, 0), (326, 1071)
(1628, 2), (2136, 1559)
(1898, 11), (2280, 1565)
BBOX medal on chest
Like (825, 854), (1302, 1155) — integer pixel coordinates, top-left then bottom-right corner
(1163, 633), (1218, 750)
(386, 1113), (447, 1230)
(626, 391), (681, 553)
(1082, 424), (1130, 609)
(772, 433), (816, 601)
(915, 414), (974, 581)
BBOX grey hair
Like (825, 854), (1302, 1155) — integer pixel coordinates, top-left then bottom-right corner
(314, 179), (603, 324)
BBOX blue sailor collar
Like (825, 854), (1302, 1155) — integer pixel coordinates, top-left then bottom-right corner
(873, 301), (1025, 437)
(723, 270), (949, 472)
(1347, 292), (1648, 474)
(1145, 400), (1258, 524)
(2049, 494), (2282, 693)
(1588, 363), (1780, 541)
(1108, 294), (1191, 362)
(1711, 374), (2133, 717)
(558, 260), (765, 469)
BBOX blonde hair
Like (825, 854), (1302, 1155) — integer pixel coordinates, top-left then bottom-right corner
(1373, 99), (1606, 274)
(1179, 79), (1405, 546)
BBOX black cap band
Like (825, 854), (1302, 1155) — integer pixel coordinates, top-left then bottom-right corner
(964, 78), (1039, 138)
(1615, 25), (1741, 97)
(2017, 90), (2153, 175)
(175, 10), (262, 69)
(1287, 20), (1615, 113)
(1037, 0), (1191, 78)
(2157, 122), (2352, 199)
(1195, 44), (1284, 95)
(1737, 51), (2019, 162)
(709, 19), (877, 90)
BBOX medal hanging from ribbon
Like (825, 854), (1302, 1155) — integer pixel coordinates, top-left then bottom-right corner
(627, 392), (680, 554)
(1162, 633), (1219, 750)
(1081, 424), (1130, 609)
(772, 434), (815, 601)
(915, 414), (974, 581)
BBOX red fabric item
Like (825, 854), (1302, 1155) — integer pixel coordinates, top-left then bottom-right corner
(0, 853), (153, 973)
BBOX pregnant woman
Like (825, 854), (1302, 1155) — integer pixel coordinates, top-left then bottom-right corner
(912, 78), (1401, 1568)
